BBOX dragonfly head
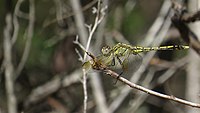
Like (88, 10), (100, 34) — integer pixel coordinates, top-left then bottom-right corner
(101, 45), (111, 56)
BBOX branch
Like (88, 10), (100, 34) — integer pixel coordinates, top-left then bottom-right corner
(104, 69), (200, 108)
(142, 0), (171, 46)
(43, 0), (98, 28)
(70, 0), (88, 47)
(83, 0), (107, 59)
(128, 57), (188, 112)
(11, 0), (24, 45)
(84, 47), (200, 109)
(25, 69), (82, 107)
(70, 0), (89, 112)
(72, 0), (107, 113)
(53, 0), (65, 26)
(0, 0), (24, 79)
(186, 1), (200, 113)
(14, 0), (35, 80)
(3, 14), (17, 113)
(90, 73), (110, 113)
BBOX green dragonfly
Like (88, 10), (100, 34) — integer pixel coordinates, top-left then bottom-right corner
(83, 43), (189, 73)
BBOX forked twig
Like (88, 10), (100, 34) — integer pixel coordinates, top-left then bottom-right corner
(3, 14), (17, 113)
(15, 0), (35, 80)
(72, 0), (107, 113)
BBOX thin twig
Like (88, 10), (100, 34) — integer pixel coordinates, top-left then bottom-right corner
(82, 71), (87, 113)
(85, 48), (200, 108)
(88, 1), (110, 112)
(43, 0), (98, 28)
(186, 1), (200, 113)
(72, 0), (106, 112)
(3, 14), (17, 113)
(53, 0), (65, 26)
(16, 10), (29, 20)
(73, 37), (88, 113)
(93, 0), (109, 50)
(157, 57), (188, 84)
(25, 76), (61, 107)
(14, 0), (35, 80)
(70, 0), (89, 112)
(25, 69), (82, 106)
(128, 57), (188, 112)
(104, 69), (200, 108)
(69, 1), (96, 111)
(83, 0), (106, 59)
(0, 0), (24, 78)
(90, 73), (110, 113)
(142, 0), (171, 46)
(70, 0), (88, 46)
(127, 68), (156, 112)
(11, 0), (24, 45)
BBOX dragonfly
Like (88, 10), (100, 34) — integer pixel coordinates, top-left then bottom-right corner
(83, 43), (189, 74)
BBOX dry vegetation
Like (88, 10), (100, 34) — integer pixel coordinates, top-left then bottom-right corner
(1, 0), (200, 113)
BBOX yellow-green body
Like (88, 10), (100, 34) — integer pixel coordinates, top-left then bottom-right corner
(83, 43), (189, 72)
(108, 43), (189, 57)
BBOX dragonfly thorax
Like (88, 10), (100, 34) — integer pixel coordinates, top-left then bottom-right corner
(101, 46), (112, 56)
(114, 47), (132, 57)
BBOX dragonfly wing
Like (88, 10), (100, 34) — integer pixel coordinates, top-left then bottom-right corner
(82, 54), (115, 73)
(119, 53), (142, 74)
(129, 54), (142, 73)
(97, 54), (114, 67)
(122, 58), (129, 71)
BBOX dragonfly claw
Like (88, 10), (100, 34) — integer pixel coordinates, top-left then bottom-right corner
(113, 71), (123, 84)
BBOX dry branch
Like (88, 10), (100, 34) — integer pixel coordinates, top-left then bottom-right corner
(104, 69), (200, 108)
(25, 69), (81, 107)
(72, 0), (107, 112)
(3, 14), (17, 113)
(84, 49), (200, 108)
(15, 0), (35, 80)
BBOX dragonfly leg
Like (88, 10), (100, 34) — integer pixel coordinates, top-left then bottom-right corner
(108, 57), (115, 67)
(116, 56), (123, 65)
(113, 71), (123, 84)
(114, 57), (123, 84)
(111, 57), (115, 66)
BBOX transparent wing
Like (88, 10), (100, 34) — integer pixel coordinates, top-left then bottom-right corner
(96, 54), (114, 67)
(83, 53), (142, 75)
(122, 58), (129, 72)
(82, 54), (111, 73)
(119, 53), (143, 74)
(129, 54), (142, 73)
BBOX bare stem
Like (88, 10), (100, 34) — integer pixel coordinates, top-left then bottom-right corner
(15, 0), (35, 80)
(104, 69), (200, 108)
(11, 0), (24, 45)
(3, 14), (17, 113)
(70, 0), (88, 46)
(70, 0), (89, 112)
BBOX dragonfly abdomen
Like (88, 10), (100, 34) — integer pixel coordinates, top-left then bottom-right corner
(130, 45), (189, 54)
(150, 45), (189, 51)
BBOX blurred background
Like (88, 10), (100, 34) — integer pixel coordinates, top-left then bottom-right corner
(0, 0), (200, 113)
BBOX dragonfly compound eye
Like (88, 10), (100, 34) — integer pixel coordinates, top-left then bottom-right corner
(101, 46), (111, 56)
